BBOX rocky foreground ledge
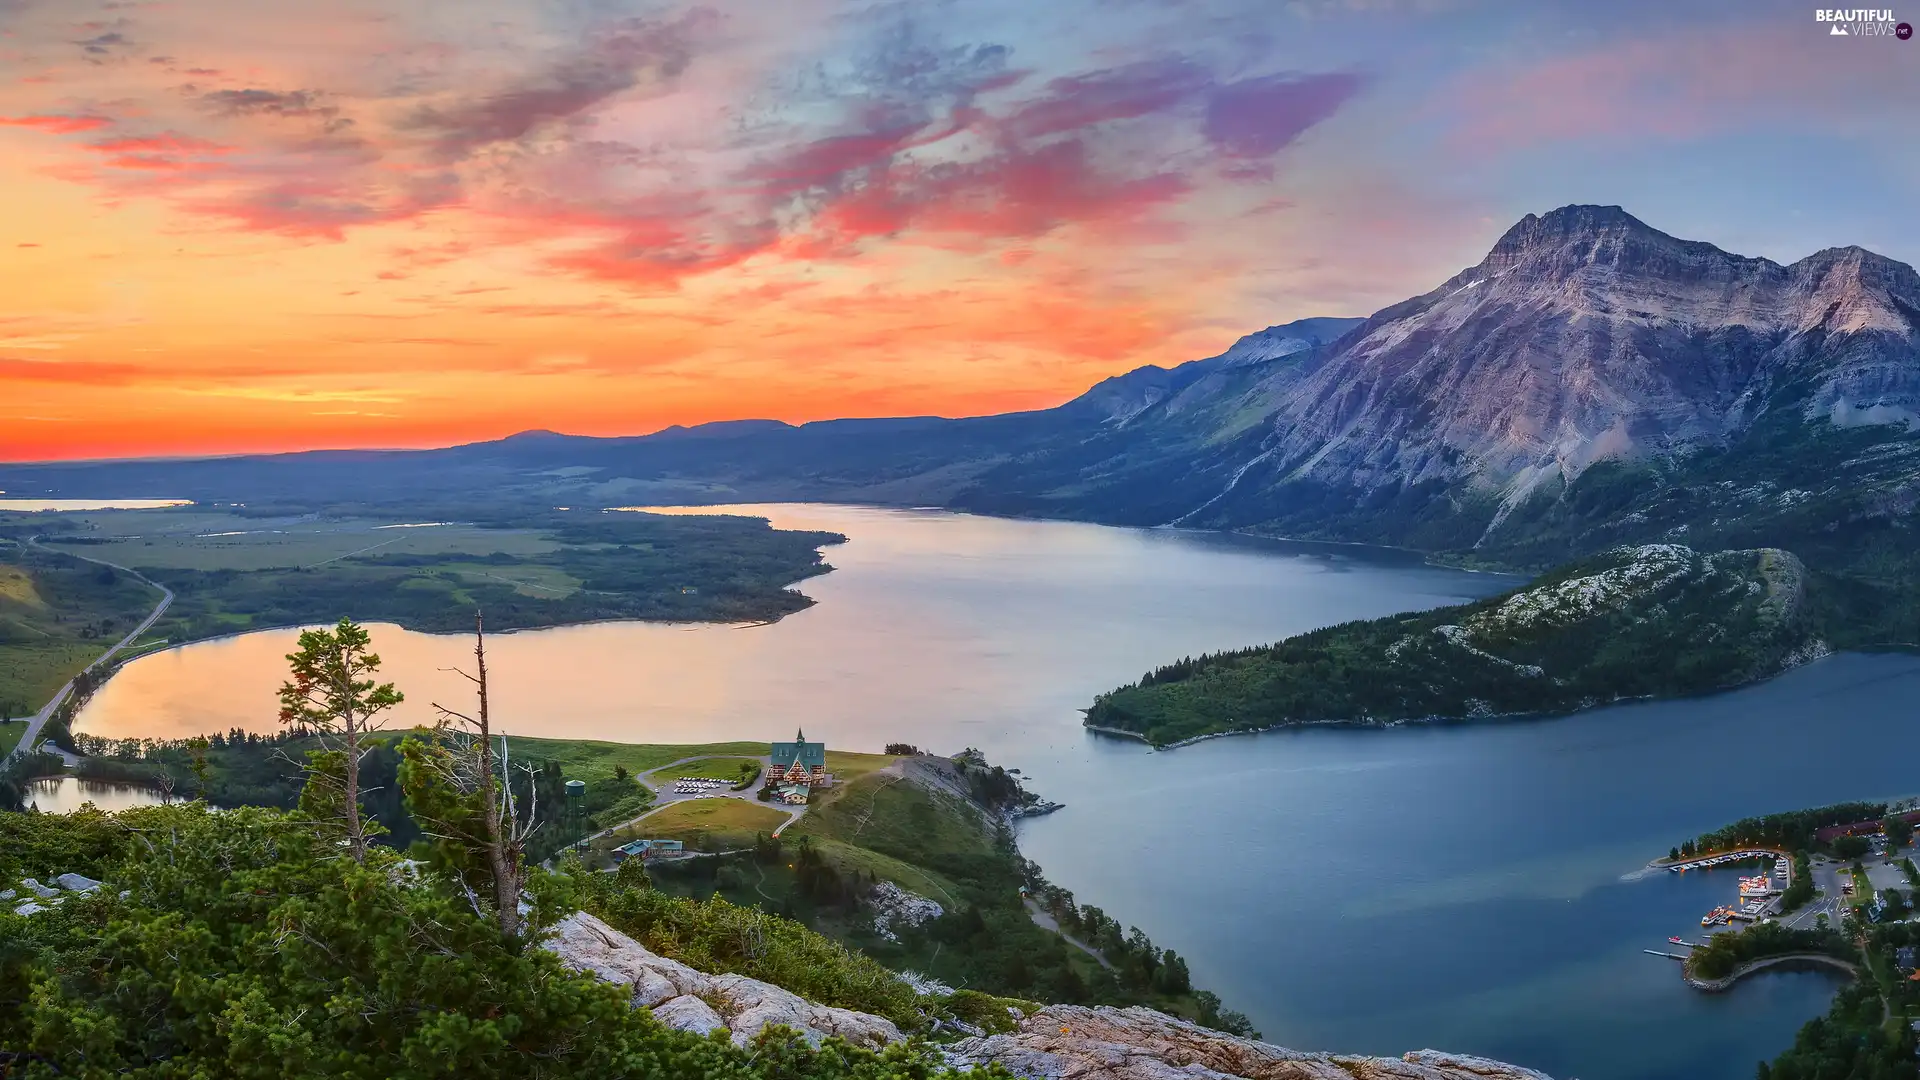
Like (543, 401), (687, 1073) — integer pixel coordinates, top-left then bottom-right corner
(545, 913), (1554, 1080)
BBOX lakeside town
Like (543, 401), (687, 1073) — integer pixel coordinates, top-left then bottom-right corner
(1651, 800), (1920, 1019)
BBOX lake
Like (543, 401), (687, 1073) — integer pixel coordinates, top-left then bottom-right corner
(0, 498), (191, 511)
(72, 503), (1906, 1080)
(27, 776), (170, 813)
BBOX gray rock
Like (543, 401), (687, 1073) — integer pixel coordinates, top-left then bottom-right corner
(944, 1005), (1557, 1080)
(544, 914), (1551, 1077)
(542, 912), (900, 1050)
(19, 878), (57, 899)
(13, 901), (47, 917)
(652, 994), (728, 1036)
(55, 873), (102, 894)
(0, 889), (14, 902)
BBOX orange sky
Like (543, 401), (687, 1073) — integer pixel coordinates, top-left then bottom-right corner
(3, 0), (1915, 462)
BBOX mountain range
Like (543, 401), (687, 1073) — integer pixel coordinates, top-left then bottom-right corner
(7, 204), (1918, 640)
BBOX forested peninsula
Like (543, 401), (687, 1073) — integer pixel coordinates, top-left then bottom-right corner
(1085, 544), (1818, 747)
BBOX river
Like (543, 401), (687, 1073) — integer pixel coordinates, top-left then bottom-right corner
(71, 503), (1907, 1080)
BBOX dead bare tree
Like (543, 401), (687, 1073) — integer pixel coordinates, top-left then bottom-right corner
(423, 611), (539, 936)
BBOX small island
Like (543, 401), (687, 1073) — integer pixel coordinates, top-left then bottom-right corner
(1085, 544), (1817, 747)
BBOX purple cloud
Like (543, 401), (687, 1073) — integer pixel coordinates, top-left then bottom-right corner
(402, 9), (717, 161)
(1203, 71), (1363, 158)
(1001, 57), (1210, 141)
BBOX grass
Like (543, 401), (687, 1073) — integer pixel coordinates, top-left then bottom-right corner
(0, 720), (25, 756)
(805, 835), (963, 909)
(823, 750), (899, 786)
(0, 641), (106, 717)
(32, 512), (560, 572)
(433, 562), (582, 598)
(796, 772), (994, 861)
(509, 738), (769, 781)
(0, 565), (43, 606)
(626, 798), (792, 849)
(653, 756), (762, 781)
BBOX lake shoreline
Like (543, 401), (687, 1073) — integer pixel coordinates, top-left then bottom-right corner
(1084, 643), (1870, 751)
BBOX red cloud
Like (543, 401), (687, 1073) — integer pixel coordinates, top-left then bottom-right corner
(0, 114), (113, 133)
(89, 133), (233, 154)
(0, 357), (146, 385)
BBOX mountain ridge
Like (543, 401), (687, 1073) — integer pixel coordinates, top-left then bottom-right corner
(5, 206), (1918, 634)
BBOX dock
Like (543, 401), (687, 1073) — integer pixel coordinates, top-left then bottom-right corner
(1644, 950), (1687, 960)
(1666, 849), (1779, 872)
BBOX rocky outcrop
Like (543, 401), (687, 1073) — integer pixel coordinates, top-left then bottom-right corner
(946, 1005), (1556, 1080)
(545, 912), (1554, 1079)
(541, 911), (904, 1049)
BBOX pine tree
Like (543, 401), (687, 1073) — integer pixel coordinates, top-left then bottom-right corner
(277, 617), (403, 863)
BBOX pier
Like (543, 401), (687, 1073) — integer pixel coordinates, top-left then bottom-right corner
(1664, 849), (1781, 872)
(1644, 950), (1687, 960)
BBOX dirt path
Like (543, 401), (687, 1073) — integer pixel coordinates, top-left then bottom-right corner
(1024, 898), (1114, 970)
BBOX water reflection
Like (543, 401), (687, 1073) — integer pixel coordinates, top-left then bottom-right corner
(27, 776), (169, 813)
(77, 504), (1503, 746)
(0, 498), (192, 511)
(60, 502), (1896, 1079)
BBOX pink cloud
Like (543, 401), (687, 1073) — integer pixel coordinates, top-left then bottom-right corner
(0, 113), (113, 133)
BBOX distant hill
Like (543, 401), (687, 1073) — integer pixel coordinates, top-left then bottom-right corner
(1085, 544), (1821, 746)
(5, 204), (1918, 644)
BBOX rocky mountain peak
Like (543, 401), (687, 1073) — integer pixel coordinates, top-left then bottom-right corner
(1488, 204), (1651, 253)
(1479, 203), (1751, 282)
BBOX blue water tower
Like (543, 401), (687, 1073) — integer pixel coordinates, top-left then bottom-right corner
(565, 780), (586, 848)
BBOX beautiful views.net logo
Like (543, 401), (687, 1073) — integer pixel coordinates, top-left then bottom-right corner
(1814, 8), (1909, 36)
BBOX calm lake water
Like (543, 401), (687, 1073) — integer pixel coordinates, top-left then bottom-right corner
(0, 498), (192, 511)
(72, 503), (1909, 1080)
(27, 776), (170, 813)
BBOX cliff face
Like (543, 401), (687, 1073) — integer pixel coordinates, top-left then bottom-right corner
(1136, 206), (1920, 538)
(545, 911), (1556, 1080)
(1251, 206), (1920, 498)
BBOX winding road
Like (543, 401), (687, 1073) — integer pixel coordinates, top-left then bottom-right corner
(2, 538), (174, 767)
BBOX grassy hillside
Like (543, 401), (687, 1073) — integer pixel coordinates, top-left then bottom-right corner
(641, 756), (1251, 1034)
(1087, 544), (1817, 745)
(0, 541), (165, 715)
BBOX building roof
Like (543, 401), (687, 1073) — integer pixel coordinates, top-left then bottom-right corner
(770, 727), (825, 770)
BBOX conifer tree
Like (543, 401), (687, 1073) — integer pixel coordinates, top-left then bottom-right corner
(277, 617), (403, 863)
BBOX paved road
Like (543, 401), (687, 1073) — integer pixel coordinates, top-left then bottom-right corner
(573, 755), (806, 850)
(2, 538), (174, 767)
(1781, 856), (1851, 930)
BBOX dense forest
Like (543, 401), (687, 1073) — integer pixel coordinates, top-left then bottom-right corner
(0, 803), (1017, 1079)
(1087, 545), (1814, 745)
(1672, 802), (1889, 860)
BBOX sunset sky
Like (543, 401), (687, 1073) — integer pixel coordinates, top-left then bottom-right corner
(2, 0), (1916, 462)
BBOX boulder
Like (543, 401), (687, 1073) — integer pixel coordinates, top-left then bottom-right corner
(0, 889), (14, 902)
(55, 873), (102, 894)
(13, 901), (47, 917)
(543, 912), (901, 1050)
(653, 994), (728, 1036)
(543, 914), (1550, 1078)
(20, 878), (57, 899)
(944, 1006), (1557, 1080)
